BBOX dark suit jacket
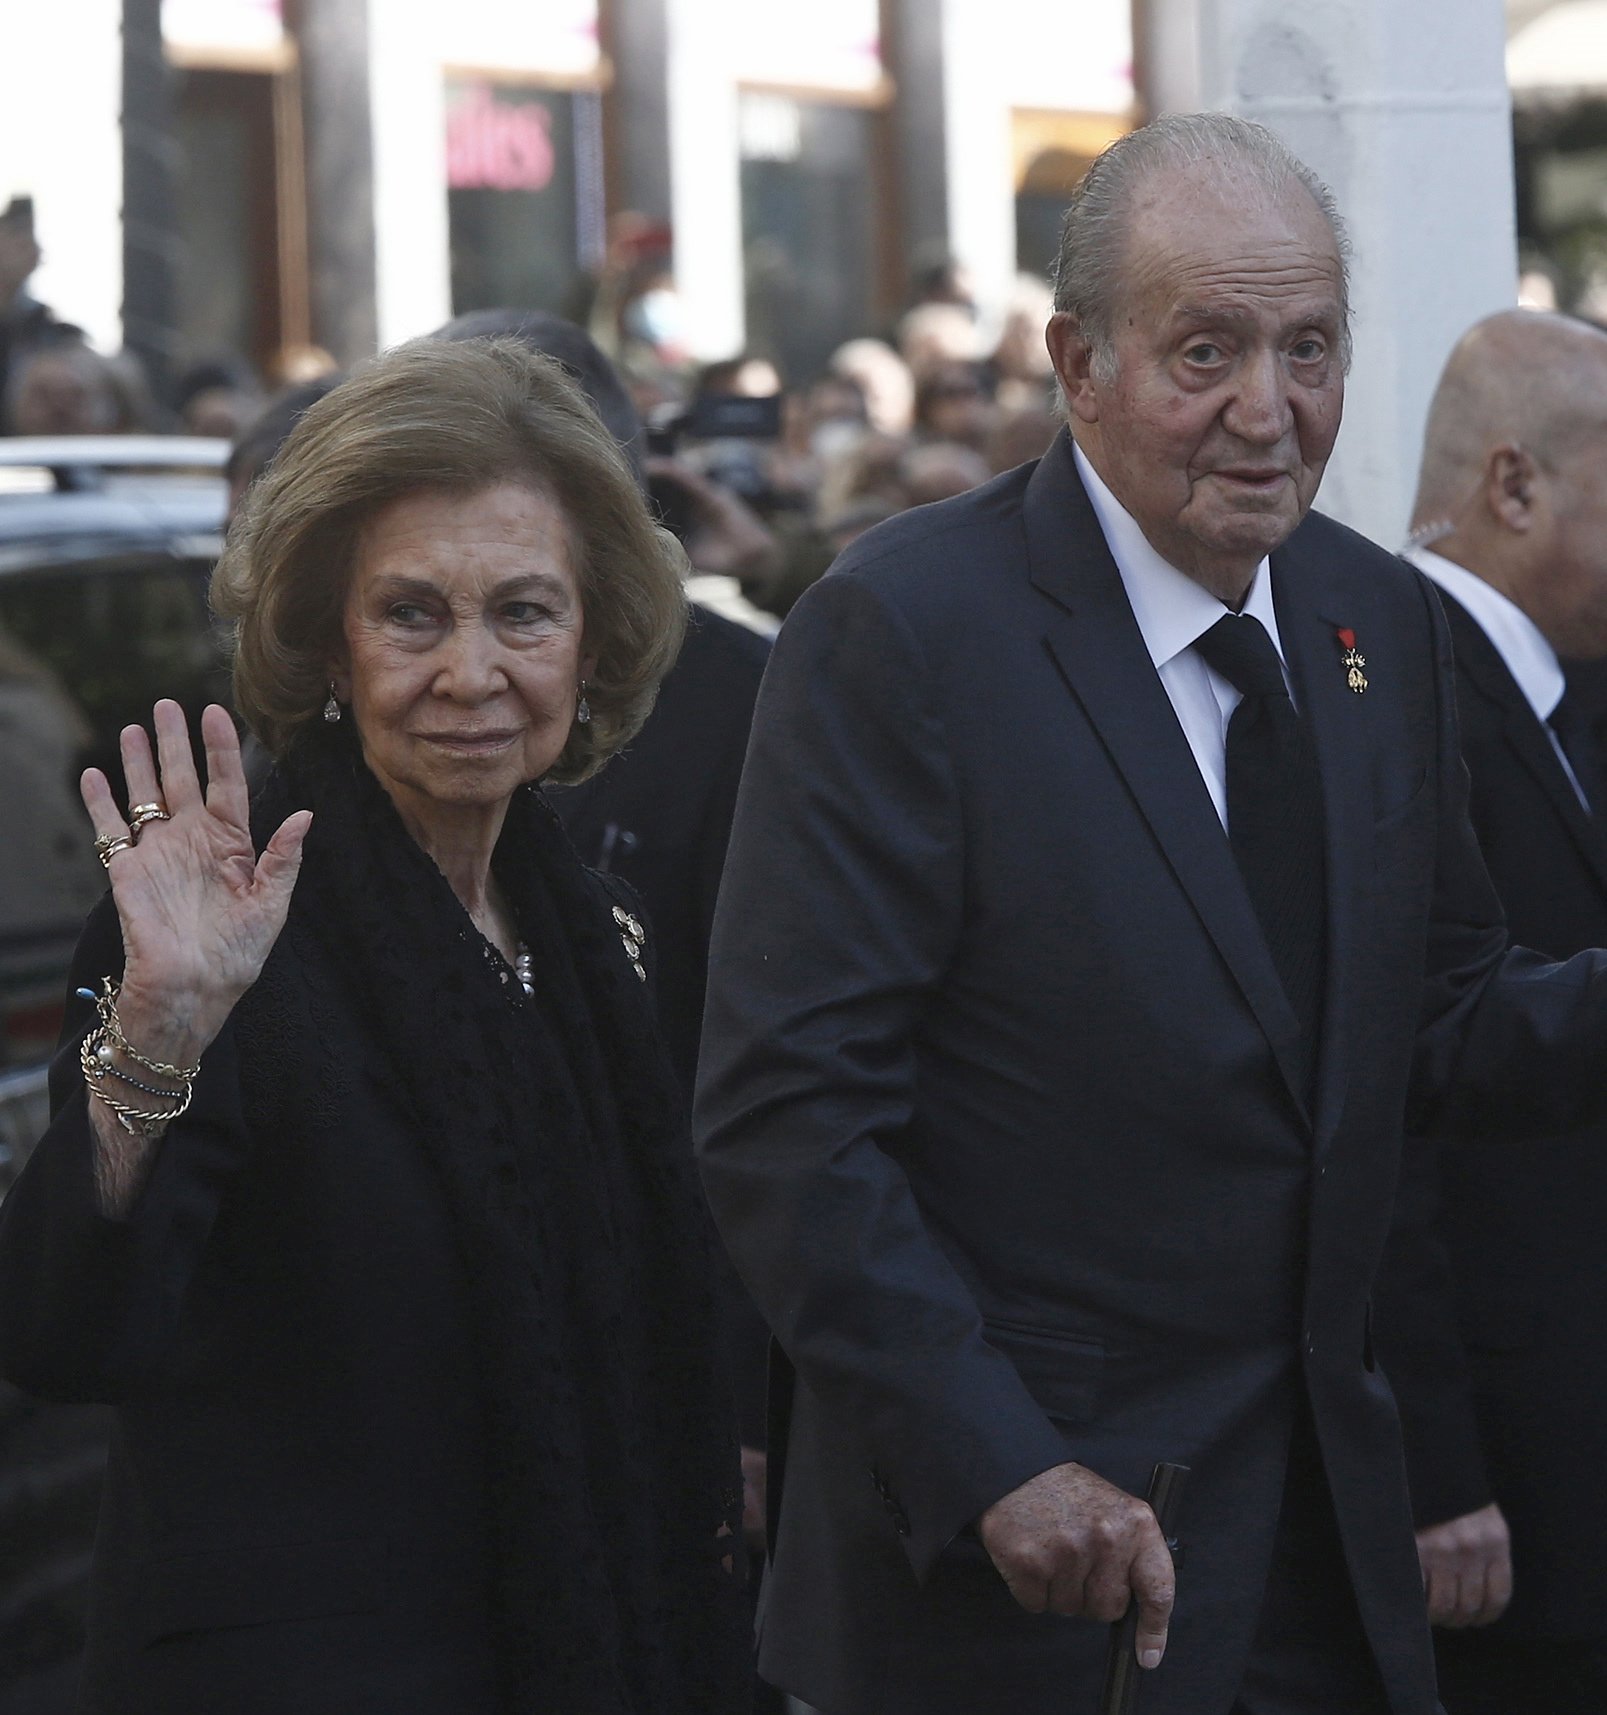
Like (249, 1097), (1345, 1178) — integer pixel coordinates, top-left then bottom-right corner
(694, 434), (1607, 1715)
(1376, 586), (1607, 1641)
(0, 901), (501, 1715)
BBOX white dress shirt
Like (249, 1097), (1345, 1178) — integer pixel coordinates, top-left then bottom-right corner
(1073, 441), (1287, 829)
(1406, 544), (1587, 809)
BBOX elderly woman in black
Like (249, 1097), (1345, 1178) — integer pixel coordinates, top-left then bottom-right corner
(0, 339), (747, 1715)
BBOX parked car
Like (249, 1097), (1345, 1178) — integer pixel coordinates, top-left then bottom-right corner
(0, 436), (229, 1711)
(0, 438), (229, 1171)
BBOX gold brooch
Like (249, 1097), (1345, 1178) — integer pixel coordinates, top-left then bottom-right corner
(1336, 627), (1368, 694)
(612, 905), (647, 982)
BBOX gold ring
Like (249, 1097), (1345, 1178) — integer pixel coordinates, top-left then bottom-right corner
(128, 804), (171, 839)
(94, 832), (135, 867)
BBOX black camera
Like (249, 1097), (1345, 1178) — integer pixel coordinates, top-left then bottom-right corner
(646, 393), (785, 540)
(646, 392), (783, 454)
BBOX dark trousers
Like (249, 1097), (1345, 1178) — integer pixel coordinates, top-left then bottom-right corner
(1434, 1626), (1607, 1715)
(1231, 1410), (1396, 1715)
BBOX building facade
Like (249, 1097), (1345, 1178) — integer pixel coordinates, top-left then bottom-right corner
(5, 0), (1138, 386)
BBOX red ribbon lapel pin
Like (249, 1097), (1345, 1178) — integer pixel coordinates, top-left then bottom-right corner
(1335, 627), (1368, 694)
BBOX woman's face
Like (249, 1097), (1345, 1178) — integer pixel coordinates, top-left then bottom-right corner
(333, 482), (593, 825)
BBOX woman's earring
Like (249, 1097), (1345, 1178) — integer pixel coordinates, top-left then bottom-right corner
(323, 684), (341, 724)
(575, 680), (591, 726)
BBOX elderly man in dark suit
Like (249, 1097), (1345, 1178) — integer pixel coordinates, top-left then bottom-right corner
(1374, 309), (1607, 1714)
(695, 113), (1607, 1715)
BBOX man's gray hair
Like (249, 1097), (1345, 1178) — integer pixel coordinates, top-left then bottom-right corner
(1053, 112), (1353, 379)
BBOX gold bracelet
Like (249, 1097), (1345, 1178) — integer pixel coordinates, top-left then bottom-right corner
(78, 978), (199, 1135)
(84, 978), (201, 1079)
(80, 1057), (195, 1134)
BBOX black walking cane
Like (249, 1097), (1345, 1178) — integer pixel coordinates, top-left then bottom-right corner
(1098, 1462), (1189, 1715)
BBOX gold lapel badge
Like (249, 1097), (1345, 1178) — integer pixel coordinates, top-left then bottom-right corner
(1335, 627), (1368, 694)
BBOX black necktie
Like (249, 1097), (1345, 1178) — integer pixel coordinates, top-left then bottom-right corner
(1194, 614), (1327, 1095)
(1548, 686), (1603, 817)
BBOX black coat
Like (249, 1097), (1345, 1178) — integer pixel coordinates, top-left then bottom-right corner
(694, 434), (1607, 1715)
(552, 601), (770, 1098)
(0, 901), (503, 1714)
(1375, 587), (1607, 1640)
(553, 603), (772, 1444)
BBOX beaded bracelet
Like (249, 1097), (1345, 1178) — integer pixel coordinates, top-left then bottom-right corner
(103, 1061), (188, 1100)
(77, 978), (200, 1135)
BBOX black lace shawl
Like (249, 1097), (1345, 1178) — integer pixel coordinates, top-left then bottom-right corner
(257, 727), (747, 1714)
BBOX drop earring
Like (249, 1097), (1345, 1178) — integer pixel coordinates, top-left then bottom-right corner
(323, 684), (341, 723)
(576, 680), (591, 726)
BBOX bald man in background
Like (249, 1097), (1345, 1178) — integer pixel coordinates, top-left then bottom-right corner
(1375, 310), (1607, 1713)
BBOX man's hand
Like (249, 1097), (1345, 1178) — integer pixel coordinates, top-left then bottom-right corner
(977, 1462), (1175, 1668)
(1416, 1502), (1512, 1628)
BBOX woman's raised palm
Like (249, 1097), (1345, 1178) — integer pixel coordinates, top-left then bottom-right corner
(79, 700), (311, 1014)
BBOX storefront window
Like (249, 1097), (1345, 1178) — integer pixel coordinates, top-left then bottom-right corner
(174, 72), (280, 367)
(1012, 112), (1130, 277)
(1002, 1), (1132, 278)
(446, 81), (604, 318)
(740, 93), (877, 385)
(163, 0), (290, 374)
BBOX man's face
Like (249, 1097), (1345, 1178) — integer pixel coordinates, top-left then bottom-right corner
(1049, 170), (1346, 600)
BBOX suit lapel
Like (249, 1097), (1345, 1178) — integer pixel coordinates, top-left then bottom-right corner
(1274, 548), (1373, 1148)
(1023, 437), (1309, 1116)
(1439, 590), (1607, 898)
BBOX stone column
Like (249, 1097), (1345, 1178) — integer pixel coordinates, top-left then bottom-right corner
(606, 0), (674, 223)
(122, 0), (180, 399)
(298, 0), (380, 362)
(1189, 0), (1517, 547)
(938, 0), (1016, 325)
(886, 0), (950, 282)
(1133, 0), (1203, 117)
(664, 0), (745, 358)
(368, 0), (450, 347)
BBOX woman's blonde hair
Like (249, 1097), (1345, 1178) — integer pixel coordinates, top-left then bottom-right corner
(212, 336), (688, 783)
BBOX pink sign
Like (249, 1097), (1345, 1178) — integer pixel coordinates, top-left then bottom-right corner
(446, 85), (556, 194)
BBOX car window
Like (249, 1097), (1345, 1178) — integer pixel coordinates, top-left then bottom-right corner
(0, 553), (226, 1075)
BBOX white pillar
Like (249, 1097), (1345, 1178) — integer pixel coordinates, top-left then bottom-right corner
(940, 0), (1017, 327)
(664, 0), (745, 360)
(943, 0), (1134, 335)
(1, 1), (125, 351)
(368, 0), (452, 348)
(1136, 0), (1204, 114)
(1193, 0), (1516, 548)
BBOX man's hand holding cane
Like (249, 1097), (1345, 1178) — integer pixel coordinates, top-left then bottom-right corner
(977, 1462), (1176, 1668)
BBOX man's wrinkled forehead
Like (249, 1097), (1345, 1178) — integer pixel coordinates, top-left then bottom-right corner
(1120, 163), (1344, 312)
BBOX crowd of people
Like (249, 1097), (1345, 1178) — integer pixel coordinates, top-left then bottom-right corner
(0, 189), (1061, 644)
(7, 108), (1607, 1715)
